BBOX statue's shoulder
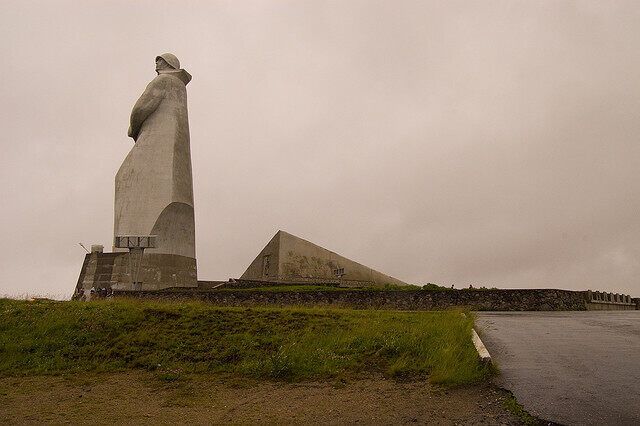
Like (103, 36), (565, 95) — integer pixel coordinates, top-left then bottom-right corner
(157, 70), (191, 86)
(141, 74), (174, 95)
(154, 73), (174, 82)
(145, 72), (189, 93)
(151, 73), (174, 86)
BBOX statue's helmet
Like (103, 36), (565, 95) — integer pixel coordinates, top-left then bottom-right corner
(156, 53), (180, 70)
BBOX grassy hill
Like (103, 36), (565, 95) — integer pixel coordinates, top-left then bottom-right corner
(0, 298), (490, 385)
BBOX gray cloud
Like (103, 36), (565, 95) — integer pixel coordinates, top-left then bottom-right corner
(1, 0), (638, 298)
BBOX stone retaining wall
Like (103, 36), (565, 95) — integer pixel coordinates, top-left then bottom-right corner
(114, 288), (593, 311)
(217, 279), (379, 289)
(216, 279), (340, 289)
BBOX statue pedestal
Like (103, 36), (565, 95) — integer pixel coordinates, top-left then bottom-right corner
(74, 251), (197, 297)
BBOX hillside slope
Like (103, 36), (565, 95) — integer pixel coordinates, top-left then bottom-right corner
(0, 299), (489, 385)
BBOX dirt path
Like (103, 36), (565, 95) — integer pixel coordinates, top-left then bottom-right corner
(0, 372), (523, 425)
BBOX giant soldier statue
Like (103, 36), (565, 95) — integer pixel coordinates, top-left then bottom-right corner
(113, 53), (197, 289)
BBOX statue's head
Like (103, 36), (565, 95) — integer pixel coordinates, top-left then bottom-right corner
(155, 53), (180, 72)
(154, 53), (191, 85)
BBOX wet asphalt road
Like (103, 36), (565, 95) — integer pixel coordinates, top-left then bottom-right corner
(476, 311), (640, 425)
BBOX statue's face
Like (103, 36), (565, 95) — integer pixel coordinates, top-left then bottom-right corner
(155, 57), (171, 72)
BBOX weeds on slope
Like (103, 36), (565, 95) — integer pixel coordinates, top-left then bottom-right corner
(0, 298), (490, 385)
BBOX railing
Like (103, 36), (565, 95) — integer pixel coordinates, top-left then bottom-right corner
(586, 291), (635, 306)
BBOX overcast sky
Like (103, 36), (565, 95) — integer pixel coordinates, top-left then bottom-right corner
(1, 0), (639, 298)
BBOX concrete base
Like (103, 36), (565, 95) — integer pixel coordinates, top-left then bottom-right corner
(74, 251), (196, 297)
(586, 302), (636, 311)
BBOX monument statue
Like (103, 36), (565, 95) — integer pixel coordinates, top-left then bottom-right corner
(113, 53), (197, 289)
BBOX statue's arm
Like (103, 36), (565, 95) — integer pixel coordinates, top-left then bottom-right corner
(128, 77), (166, 141)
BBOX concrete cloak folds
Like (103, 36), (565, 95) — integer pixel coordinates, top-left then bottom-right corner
(113, 67), (197, 289)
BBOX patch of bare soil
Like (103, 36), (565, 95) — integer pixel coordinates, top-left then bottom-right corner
(0, 372), (523, 425)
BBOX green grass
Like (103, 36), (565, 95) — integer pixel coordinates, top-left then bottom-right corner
(0, 298), (490, 385)
(503, 393), (540, 425)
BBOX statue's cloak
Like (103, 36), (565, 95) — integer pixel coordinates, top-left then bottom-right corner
(114, 70), (195, 261)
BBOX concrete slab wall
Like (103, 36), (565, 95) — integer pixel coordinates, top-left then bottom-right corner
(74, 251), (196, 297)
(585, 290), (636, 310)
(240, 232), (281, 282)
(75, 252), (127, 295)
(241, 230), (408, 287)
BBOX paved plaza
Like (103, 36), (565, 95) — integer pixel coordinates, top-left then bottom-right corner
(477, 311), (640, 425)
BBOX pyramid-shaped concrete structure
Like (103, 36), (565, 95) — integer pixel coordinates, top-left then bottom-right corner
(240, 230), (408, 287)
